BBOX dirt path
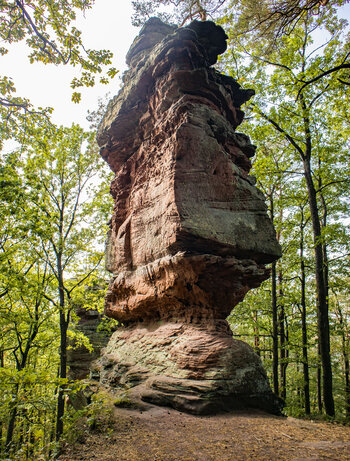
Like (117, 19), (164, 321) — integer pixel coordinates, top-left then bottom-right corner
(59, 406), (350, 461)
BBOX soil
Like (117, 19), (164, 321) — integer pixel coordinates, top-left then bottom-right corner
(59, 405), (350, 461)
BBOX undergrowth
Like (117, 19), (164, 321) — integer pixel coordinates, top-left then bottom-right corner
(62, 390), (115, 445)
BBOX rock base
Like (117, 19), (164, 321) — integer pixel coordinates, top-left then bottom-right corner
(92, 320), (283, 415)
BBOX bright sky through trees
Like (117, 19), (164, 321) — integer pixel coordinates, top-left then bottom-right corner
(2, 1), (349, 137)
(1, 0), (139, 132)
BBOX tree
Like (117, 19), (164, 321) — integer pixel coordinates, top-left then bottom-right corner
(0, 122), (112, 456)
(23, 123), (111, 439)
(333, 278), (350, 418)
(226, 0), (349, 41)
(222, 6), (350, 415)
(223, 0), (350, 91)
(0, 150), (59, 455)
(0, 0), (117, 148)
(1, 263), (56, 454)
(131, 0), (227, 25)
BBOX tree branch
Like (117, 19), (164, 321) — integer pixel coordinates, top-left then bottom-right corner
(253, 104), (305, 158)
(296, 63), (350, 99)
(15, 0), (69, 64)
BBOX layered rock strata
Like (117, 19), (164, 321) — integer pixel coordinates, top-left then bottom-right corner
(95, 18), (282, 414)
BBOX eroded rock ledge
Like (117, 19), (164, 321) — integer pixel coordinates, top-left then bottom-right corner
(94, 18), (282, 415)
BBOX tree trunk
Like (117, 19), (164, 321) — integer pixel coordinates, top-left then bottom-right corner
(253, 310), (260, 356)
(298, 91), (334, 416)
(5, 384), (19, 454)
(319, 174), (329, 317)
(300, 266), (310, 415)
(345, 350), (350, 419)
(299, 207), (310, 415)
(56, 311), (68, 440)
(4, 322), (39, 454)
(303, 159), (334, 416)
(257, 80), (335, 416)
(317, 341), (323, 413)
(335, 303), (350, 419)
(271, 263), (279, 396)
(269, 194), (279, 396)
(55, 252), (68, 440)
(278, 269), (287, 400)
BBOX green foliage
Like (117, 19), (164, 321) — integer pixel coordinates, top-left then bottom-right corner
(113, 393), (135, 409)
(0, 0), (118, 148)
(0, 120), (112, 457)
(223, 0), (350, 49)
(1, 1), (350, 457)
(97, 316), (119, 334)
(62, 390), (115, 444)
(0, 2), (115, 458)
(131, 0), (227, 26)
(224, 4), (350, 419)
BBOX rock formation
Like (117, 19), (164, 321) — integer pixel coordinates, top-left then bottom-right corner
(94, 18), (283, 415)
(67, 307), (112, 409)
(67, 307), (111, 381)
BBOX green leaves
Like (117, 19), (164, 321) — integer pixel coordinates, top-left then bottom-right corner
(222, 2), (350, 417)
(131, 0), (227, 26)
(0, 0), (118, 145)
(0, 120), (113, 456)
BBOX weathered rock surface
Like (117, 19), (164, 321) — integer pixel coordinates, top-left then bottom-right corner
(94, 320), (281, 414)
(68, 307), (111, 380)
(95, 18), (282, 415)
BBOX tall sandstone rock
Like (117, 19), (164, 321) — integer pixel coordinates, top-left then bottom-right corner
(95, 18), (283, 414)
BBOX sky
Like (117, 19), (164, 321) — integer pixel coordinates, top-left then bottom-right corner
(2, 0), (350, 142)
(2, 0), (140, 133)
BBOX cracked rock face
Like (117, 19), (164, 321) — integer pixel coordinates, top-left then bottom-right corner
(95, 18), (282, 415)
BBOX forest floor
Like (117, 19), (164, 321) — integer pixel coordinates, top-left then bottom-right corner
(59, 405), (350, 461)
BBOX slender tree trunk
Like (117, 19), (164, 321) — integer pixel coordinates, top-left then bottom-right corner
(56, 312), (68, 440)
(253, 310), (260, 356)
(257, 80), (335, 416)
(296, 360), (302, 406)
(269, 194), (279, 396)
(299, 206), (310, 415)
(5, 384), (19, 454)
(319, 190), (331, 416)
(301, 293), (310, 415)
(298, 92), (334, 416)
(303, 159), (334, 416)
(56, 252), (68, 440)
(317, 341), (323, 413)
(278, 270), (287, 400)
(5, 408), (17, 454)
(345, 350), (350, 419)
(319, 172), (329, 317)
(335, 303), (350, 419)
(271, 262), (279, 395)
(5, 323), (38, 454)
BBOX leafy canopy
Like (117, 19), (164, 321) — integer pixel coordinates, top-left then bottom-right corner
(0, 0), (117, 147)
(131, 0), (227, 26)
